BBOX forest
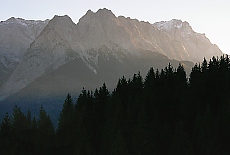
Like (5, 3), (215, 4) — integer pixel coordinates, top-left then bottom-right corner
(1, 55), (230, 154)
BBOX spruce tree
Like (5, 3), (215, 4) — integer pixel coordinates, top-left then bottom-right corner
(0, 112), (13, 154)
(74, 88), (95, 154)
(12, 105), (29, 155)
(57, 93), (75, 154)
(94, 83), (110, 154)
(37, 105), (54, 155)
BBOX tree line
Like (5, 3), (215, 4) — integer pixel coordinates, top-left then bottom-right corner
(1, 55), (230, 154)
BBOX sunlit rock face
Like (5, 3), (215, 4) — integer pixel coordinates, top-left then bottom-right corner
(76, 9), (222, 62)
(0, 8), (222, 100)
(154, 19), (222, 62)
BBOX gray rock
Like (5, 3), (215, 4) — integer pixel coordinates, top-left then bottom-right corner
(0, 8), (222, 100)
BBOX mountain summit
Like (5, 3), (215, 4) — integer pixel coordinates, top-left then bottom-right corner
(76, 9), (221, 61)
(154, 19), (221, 61)
(0, 18), (48, 89)
(0, 8), (222, 101)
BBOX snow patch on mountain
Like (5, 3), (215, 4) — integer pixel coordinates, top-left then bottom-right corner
(2, 17), (49, 27)
(154, 19), (184, 31)
(153, 19), (193, 37)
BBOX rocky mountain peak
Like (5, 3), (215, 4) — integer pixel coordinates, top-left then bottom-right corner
(0, 8), (223, 100)
(52, 15), (71, 20)
(2, 17), (48, 27)
(79, 8), (116, 23)
(0, 17), (49, 70)
(153, 19), (193, 35)
(76, 8), (124, 49)
(50, 15), (74, 26)
(6, 17), (16, 21)
(42, 14), (77, 40)
(153, 19), (194, 39)
(95, 8), (115, 17)
(2, 17), (22, 25)
(153, 19), (191, 31)
(85, 9), (94, 15)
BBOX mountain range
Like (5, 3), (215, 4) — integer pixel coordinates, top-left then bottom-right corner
(0, 8), (222, 120)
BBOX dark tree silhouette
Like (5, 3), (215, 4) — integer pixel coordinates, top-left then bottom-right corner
(2, 55), (230, 154)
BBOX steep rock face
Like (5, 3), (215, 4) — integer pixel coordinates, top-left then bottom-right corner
(76, 9), (164, 54)
(0, 17), (49, 68)
(0, 17), (48, 88)
(0, 8), (222, 100)
(154, 19), (222, 61)
(0, 15), (77, 100)
(76, 9), (222, 62)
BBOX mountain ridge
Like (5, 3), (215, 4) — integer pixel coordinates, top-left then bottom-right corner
(0, 17), (49, 88)
(0, 8), (222, 101)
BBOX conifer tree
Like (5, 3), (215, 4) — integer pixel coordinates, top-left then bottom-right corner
(111, 128), (128, 155)
(12, 105), (27, 131)
(170, 121), (192, 154)
(201, 57), (208, 73)
(3, 56), (230, 154)
(94, 83), (110, 154)
(37, 105), (54, 136)
(58, 93), (75, 131)
(57, 93), (75, 154)
(32, 117), (37, 130)
(74, 88), (95, 154)
(0, 112), (13, 154)
(37, 105), (54, 154)
(12, 105), (29, 155)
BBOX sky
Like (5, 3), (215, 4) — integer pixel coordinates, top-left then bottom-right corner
(1, 0), (230, 54)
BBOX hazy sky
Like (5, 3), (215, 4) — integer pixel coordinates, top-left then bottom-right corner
(1, 0), (230, 54)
